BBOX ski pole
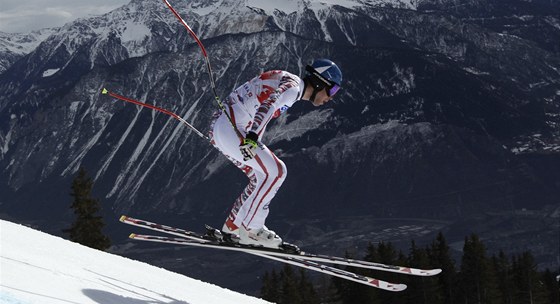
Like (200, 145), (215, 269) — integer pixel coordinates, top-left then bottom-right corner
(101, 88), (209, 141)
(162, 0), (244, 142)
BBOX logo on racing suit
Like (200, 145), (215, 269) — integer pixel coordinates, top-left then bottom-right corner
(272, 105), (290, 118)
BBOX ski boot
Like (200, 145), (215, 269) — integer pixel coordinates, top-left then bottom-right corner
(238, 225), (283, 249)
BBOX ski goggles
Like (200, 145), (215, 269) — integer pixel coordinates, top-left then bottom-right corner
(327, 84), (341, 97)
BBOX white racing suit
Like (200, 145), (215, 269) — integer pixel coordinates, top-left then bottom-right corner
(209, 70), (304, 231)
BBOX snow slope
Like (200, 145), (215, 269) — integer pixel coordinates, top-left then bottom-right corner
(0, 220), (271, 304)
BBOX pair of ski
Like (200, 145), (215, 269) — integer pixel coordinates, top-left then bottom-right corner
(120, 215), (441, 292)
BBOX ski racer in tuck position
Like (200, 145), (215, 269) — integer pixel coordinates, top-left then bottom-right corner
(209, 59), (343, 249)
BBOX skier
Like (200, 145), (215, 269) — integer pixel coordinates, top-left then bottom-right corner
(209, 59), (342, 249)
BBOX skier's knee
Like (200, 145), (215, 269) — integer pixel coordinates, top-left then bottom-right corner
(276, 159), (287, 182)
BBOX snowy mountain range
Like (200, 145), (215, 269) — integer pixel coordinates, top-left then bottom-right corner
(0, 28), (59, 74)
(0, 0), (558, 292)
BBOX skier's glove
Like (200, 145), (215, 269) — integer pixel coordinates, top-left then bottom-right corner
(239, 132), (259, 161)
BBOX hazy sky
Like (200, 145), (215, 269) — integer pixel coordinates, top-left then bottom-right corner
(0, 0), (130, 33)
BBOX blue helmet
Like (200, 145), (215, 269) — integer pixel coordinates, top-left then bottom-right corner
(305, 59), (342, 97)
(309, 59), (342, 86)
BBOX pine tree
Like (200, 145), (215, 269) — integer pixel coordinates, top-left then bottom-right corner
(261, 265), (320, 304)
(407, 241), (440, 304)
(511, 252), (548, 304)
(261, 269), (280, 301)
(297, 268), (320, 304)
(280, 265), (301, 304)
(366, 241), (408, 304)
(334, 249), (377, 304)
(316, 276), (340, 304)
(428, 232), (457, 304)
(64, 167), (110, 250)
(492, 250), (514, 304)
(458, 234), (500, 304)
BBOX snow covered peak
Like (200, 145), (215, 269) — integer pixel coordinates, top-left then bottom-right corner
(6, 0), (417, 69)
(1, 0), (418, 63)
(0, 28), (59, 55)
(0, 28), (60, 73)
(183, 0), (417, 15)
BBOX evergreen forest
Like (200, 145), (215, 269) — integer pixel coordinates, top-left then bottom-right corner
(261, 233), (559, 304)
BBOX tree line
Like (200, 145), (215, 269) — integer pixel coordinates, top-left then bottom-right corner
(261, 233), (559, 304)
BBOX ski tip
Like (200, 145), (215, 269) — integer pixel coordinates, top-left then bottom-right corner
(430, 269), (443, 276)
(119, 215), (128, 222)
(101, 88), (108, 95)
(129, 233), (137, 238)
(392, 284), (407, 292)
(418, 268), (443, 276)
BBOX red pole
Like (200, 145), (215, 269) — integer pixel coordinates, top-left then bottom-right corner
(101, 88), (209, 141)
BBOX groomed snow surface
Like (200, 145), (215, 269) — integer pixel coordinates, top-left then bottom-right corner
(0, 220), (271, 304)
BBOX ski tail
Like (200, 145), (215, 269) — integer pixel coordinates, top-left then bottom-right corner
(120, 215), (208, 242)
